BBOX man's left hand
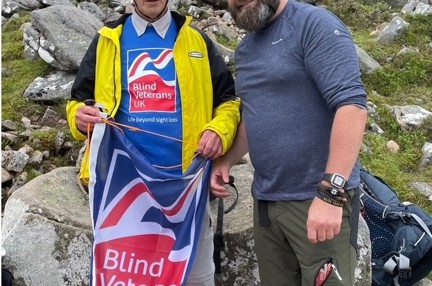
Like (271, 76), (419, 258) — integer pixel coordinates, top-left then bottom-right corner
(306, 197), (343, 243)
(197, 130), (223, 159)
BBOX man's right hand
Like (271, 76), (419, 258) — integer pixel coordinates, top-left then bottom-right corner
(306, 197), (343, 243)
(210, 158), (232, 198)
(75, 105), (102, 133)
(210, 119), (248, 198)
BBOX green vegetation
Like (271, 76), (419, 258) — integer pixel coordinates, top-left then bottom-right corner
(1, 2), (431, 281)
(421, 116), (432, 141)
(320, 0), (393, 31)
(363, 54), (431, 98)
(2, 11), (75, 167)
(318, 0), (432, 215)
(29, 128), (61, 151)
(322, 3), (432, 277)
(215, 34), (238, 50)
(1, 1), (431, 215)
(2, 12), (54, 122)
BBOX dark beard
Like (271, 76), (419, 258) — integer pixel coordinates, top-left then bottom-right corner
(229, 0), (278, 32)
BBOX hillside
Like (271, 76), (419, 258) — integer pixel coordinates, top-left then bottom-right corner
(2, 0), (431, 211)
(1, 0), (432, 283)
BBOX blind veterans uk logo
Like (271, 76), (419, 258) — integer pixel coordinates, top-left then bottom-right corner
(128, 49), (177, 113)
(88, 122), (210, 286)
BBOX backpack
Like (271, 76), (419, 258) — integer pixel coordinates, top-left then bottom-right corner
(359, 168), (432, 286)
(2, 268), (14, 286)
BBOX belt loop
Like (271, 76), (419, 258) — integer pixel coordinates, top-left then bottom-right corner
(258, 200), (270, 226)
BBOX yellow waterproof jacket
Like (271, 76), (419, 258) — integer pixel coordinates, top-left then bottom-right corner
(66, 12), (240, 180)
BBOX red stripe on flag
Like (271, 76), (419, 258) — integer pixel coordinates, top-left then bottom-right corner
(100, 182), (153, 228)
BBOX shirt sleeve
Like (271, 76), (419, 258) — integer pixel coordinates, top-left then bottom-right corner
(300, 9), (367, 112)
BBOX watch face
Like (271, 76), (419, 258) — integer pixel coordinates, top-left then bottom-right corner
(333, 175), (345, 188)
(324, 173), (347, 189)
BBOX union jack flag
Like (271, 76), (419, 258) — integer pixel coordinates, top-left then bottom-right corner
(88, 122), (211, 286)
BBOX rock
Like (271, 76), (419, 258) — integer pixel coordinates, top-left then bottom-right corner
(1, 150), (30, 173)
(1, 167), (93, 286)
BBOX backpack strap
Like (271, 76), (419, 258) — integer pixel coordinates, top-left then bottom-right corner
(386, 208), (432, 239)
(213, 175), (238, 274)
(359, 189), (390, 218)
(383, 253), (411, 286)
(410, 213), (432, 238)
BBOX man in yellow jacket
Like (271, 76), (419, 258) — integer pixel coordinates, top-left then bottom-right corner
(66, 0), (241, 284)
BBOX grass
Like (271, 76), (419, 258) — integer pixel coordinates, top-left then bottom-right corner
(215, 34), (238, 50)
(320, 0), (394, 31)
(2, 11), (76, 167)
(2, 12), (54, 122)
(323, 2), (432, 278)
(306, 1), (432, 215)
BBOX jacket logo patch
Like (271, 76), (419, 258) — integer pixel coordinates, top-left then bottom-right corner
(188, 51), (203, 58)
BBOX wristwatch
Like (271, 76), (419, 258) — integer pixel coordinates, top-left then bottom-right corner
(323, 173), (348, 189)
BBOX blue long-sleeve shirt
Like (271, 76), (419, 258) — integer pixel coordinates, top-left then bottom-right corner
(235, 0), (367, 201)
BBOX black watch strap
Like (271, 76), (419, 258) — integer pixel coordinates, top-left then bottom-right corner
(323, 173), (348, 189)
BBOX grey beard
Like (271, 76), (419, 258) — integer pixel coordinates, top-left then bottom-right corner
(231, 3), (275, 32)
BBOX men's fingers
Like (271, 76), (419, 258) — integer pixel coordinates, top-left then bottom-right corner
(317, 228), (327, 242)
(197, 133), (212, 154)
(76, 119), (95, 133)
(204, 146), (222, 159)
(308, 225), (339, 243)
(308, 233), (318, 244)
(197, 131), (223, 158)
(75, 106), (103, 133)
(197, 139), (207, 155)
(334, 224), (341, 236)
(210, 181), (225, 192)
(203, 147), (215, 158)
(307, 224), (318, 244)
(326, 230), (334, 240)
(211, 174), (227, 191)
(210, 175), (231, 198)
(83, 105), (100, 116)
(212, 146), (223, 159)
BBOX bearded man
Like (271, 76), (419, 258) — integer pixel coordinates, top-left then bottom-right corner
(211, 0), (368, 285)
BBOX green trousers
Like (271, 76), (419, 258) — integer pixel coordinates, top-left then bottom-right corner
(253, 189), (360, 286)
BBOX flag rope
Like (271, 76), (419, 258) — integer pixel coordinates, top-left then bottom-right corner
(85, 118), (200, 170)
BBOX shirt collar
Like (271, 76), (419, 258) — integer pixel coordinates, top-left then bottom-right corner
(131, 10), (172, 38)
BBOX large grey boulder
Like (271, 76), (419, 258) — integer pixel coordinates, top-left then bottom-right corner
(1, 167), (93, 286)
(28, 5), (103, 71)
